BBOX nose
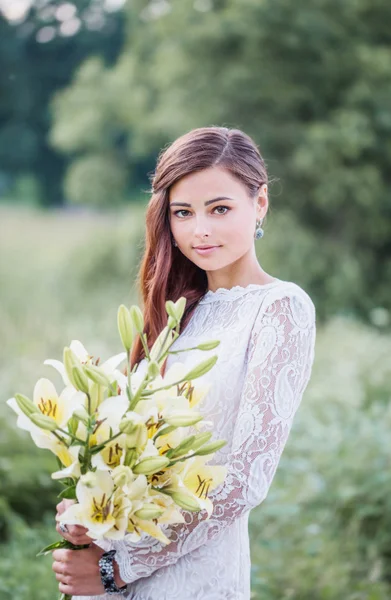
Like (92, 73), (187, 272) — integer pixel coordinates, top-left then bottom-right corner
(193, 216), (212, 240)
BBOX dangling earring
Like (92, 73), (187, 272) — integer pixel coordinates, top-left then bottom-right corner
(254, 218), (264, 240)
(172, 239), (178, 247)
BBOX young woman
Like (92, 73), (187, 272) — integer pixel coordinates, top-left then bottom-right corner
(53, 126), (316, 599)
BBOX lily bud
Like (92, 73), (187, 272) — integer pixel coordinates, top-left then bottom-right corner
(190, 432), (213, 452)
(153, 424), (177, 440)
(130, 305), (144, 334)
(133, 504), (165, 520)
(119, 419), (138, 435)
(14, 393), (39, 417)
(164, 412), (203, 427)
(167, 315), (177, 329)
(165, 300), (177, 320)
(118, 304), (134, 351)
(149, 326), (173, 363)
(196, 340), (220, 351)
(174, 297), (186, 321)
(169, 491), (200, 512)
(63, 347), (80, 386)
(73, 408), (89, 426)
(112, 465), (134, 489)
(84, 365), (111, 387)
(133, 456), (170, 475)
(165, 298), (186, 323)
(67, 415), (79, 436)
(147, 361), (160, 379)
(89, 381), (103, 414)
(166, 435), (196, 459)
(183, 356), (218, 381)
(124, 448), (138, 468)
(29, 412), (58, 432)
(71, 365), (90, 395)
(193, 440), (227, 456)
(126, 424), (148, 450)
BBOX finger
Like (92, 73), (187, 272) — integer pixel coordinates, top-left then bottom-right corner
(55, 523), (74, 542)
(55, 523), (91, 546)
(52, 560), (69, 575)
(55, 571), (71, 583)
(69, 534), (92, 545)
(66, 524), (89, 537)
(59, 582), (74, 596)
(53, 548), (72, 562)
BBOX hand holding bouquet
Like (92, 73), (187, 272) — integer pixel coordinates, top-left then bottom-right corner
(7, 297), (227, 599)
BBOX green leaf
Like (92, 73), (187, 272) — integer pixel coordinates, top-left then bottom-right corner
(37, 539), (90, 557)
(58, 485), (77, 499)
(36, 539), (69, 556)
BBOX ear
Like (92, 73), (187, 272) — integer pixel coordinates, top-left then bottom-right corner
(256, 184), (268, 218)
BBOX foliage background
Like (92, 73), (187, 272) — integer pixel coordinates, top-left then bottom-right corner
(0, 1), (390, 598)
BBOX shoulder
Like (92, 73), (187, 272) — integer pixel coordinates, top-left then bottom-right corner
(253, 280), (316, 329)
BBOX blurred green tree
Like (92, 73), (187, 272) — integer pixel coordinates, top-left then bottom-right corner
(50, 0), (391, 322)
(0, 1), (125, 205)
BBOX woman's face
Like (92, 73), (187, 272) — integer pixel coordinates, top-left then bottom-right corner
(168, 166), (267, 270)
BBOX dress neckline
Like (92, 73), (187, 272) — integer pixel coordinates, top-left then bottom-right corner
(199, 278), (283, 304)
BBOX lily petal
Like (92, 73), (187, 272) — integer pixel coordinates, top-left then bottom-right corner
(43, 359), (70, 387)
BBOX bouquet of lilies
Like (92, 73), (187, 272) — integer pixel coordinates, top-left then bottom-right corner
(7, 298), (227, 599)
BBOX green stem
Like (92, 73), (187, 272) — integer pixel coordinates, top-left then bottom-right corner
(90, 431), (122, 453)
(86, 391), (92, 415)
(52, 431), (69, 447)
(156, 327), (172, 363)
(128, 370), (151, 410)
(167, 452), (196, 467)
(126, 349), (133, 403)
(57, 428), (86, 445)
(139, 332), (151, 361)
(141, 374), (190, 396)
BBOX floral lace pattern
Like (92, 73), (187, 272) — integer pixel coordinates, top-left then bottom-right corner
(76, 280), (316, 600)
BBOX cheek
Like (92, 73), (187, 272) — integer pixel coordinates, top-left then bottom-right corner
(227, 215), (254, 244)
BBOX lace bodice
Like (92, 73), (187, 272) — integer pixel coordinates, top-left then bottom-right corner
(77, 279), (316, 600)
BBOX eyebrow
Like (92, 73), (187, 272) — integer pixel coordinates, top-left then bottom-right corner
(169, 196), (235, 208)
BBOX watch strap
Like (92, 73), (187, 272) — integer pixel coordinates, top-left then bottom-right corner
(98, 549), (127, 596)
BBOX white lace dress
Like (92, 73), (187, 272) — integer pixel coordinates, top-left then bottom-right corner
(79, 278), (316, 600)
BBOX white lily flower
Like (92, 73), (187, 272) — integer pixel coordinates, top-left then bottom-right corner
(57, 470), (132, 540)
(167, 455), (227, 518)
(44, 339), (126, 389)
(52, 445), (82, 480)
(138, 438), (160, 460)
(154, 424), (188, 455)
(7, 378), (84, 465)
(87, 394), (129, 470)
(125, 486), (185, 546)
(148, 489), (185, 525)
(160, 362), (212, 409)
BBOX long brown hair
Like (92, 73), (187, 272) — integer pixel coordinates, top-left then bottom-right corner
(130, 126), (269, 374)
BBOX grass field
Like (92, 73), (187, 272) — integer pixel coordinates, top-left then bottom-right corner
(1, 205), (390, 599)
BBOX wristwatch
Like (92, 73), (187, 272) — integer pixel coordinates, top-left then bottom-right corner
(98, 549), (128, 596)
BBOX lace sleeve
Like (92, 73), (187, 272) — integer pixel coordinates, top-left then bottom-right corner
(111, 289), (316, 584)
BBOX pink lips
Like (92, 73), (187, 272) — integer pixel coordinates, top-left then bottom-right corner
(193, 246), (220, 255)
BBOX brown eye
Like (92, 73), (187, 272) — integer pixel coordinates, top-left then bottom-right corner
(214, 206), (230, 215)
(174, 210), (190, 218)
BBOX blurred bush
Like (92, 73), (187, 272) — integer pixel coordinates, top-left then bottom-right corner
(64, 153), (128, 208)
(0, 514), (59, 600)
(249, 316), (391, 598)
(0, 419), (58, 536)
